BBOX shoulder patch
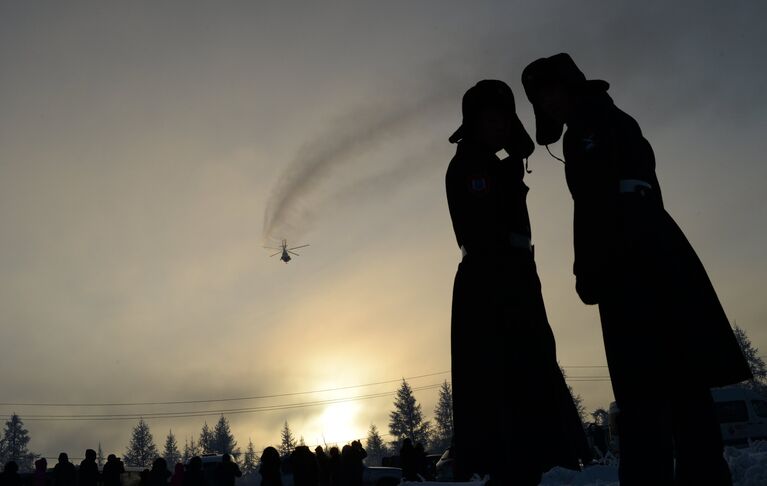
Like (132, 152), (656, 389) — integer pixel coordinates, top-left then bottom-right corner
(468, 176), (488, 193)
(582, 133), (597, 151)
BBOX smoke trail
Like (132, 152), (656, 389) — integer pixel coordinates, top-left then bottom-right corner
(262, 84), (456, 242)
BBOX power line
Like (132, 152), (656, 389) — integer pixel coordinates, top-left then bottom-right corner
(13, 384), (444, 422)
(0, 371), (451, 408)
(5, 376), (612, 422)
(0, 367), (608, 408)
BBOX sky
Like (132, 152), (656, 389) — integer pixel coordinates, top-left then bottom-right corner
(1, 0), (766, 461)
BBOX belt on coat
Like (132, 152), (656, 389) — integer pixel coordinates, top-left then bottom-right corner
(460, 232), (533, 258)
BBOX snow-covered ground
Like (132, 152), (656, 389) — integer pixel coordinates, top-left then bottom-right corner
(400, 441), (767, 486)
(539, 441), (767, 486)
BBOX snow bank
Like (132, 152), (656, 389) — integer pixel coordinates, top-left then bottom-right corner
(539, 465), (618, 486)
(726, 441), (767, 486)
(537, 441), (767, 486)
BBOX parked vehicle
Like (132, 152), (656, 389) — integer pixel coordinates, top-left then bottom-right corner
(607, 388), (767, 451)
(712, 387), (767, 447)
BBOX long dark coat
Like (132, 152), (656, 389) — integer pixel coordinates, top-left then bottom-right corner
(561, 90), (751, 396)
(446, 141), (590, 484)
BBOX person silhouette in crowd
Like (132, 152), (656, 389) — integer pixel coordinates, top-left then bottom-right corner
(34, 458), (49, 486)
(289, 446), (318, 486)
(214, 454), (240, 486)
(348, 441), (366, 486)
(139, 469), (151, 486)
(521, 52), (752, 486)
(182, 457), (206, 486)
(399, 439), (417, 482)
(327, 447), (341, 486)
(0, 461), (21, 486)
(101, 455), (124, 486)
(413, 443), (428, 481)
(149, 458), (170, 486)
(446, 79), (590, 484)
(170, 463), (184, 486)
(339, 446), (354, 486)
(78, 450), (100, 486)
(314, 446), (330, 486)
(53, 454), (77, 486)
(257, 448), (282, 486)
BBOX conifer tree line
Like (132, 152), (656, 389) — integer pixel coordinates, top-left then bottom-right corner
(6, 325), (764, 472)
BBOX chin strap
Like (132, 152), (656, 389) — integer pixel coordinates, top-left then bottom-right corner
(545, 145), (566, 164)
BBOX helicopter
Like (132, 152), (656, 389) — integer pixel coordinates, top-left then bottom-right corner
(264, 239), (309, 263)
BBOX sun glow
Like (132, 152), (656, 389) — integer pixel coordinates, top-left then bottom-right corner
(314, 401), (362, 446)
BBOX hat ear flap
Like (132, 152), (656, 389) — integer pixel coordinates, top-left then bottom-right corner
(533, 103), (564, 145)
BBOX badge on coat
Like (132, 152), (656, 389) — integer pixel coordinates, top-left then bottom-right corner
(468, 176), (489, 193)
(582, 134), (597, 151)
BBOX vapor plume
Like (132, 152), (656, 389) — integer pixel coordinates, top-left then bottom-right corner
(262, 84), (457, 243)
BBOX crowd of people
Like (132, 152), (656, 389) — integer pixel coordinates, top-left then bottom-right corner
(0, 450), (239, 486)
(0, 439), (378, 486)
(265, 440), (368, 486)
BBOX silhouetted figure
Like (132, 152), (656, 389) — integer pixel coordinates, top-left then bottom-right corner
(327, 447), (341, 486)
(170, 463), (184, 486)
(349, 441), (366, 486)
(522, 52), (752, 486)
(53, 454), (77, 486)
(446, 80), (590, 485)
(78, 450), (100, 486)
(213, 454), (240, 486)
(139, 469), (151, 486)
(182, 458), (206, 486)
(399, 440), (417, 482)
(586, 423), (608, 458)
(315, 446), (330, 486)
(289, 446), (317, 486)
(34, 458), (49, 486)
(413, 443), (428, 481)
(149, 458), (170, 486)
(0, 462), (21, 486)
(101, 455), (124, 486)
(339, 446), (353, 486)
(257, 448), (282, 486)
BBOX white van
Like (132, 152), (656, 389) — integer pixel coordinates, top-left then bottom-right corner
(607, 388), (767, 450)
(712, 387), (767, 447)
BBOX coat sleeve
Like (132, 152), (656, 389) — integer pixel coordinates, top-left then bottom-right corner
(567, 125), (621, 304)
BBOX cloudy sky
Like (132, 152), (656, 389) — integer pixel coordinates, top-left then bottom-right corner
(1, 0), (765, 460)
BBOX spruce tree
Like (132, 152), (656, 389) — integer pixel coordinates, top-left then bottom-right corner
(124, 418), (158, 468)
(388, 379), (431, 448)
(560, 366), (587, 423)
(365, 425), (386, 466)
(432, 381), (454, 452)
(200, 422), (215, 454)
(182, 435), (202, 463)
(212, 415), (240, 458)
(242, 439), (259, 475)
(733, 324), (767, 394)
(1, 414), (35, 471)
(163, 430), (181, 465)
(591, 408), (609, 426)
(182, 439), (191, 464)
(97, 442), (105, 468)
(189, 436), (201, 458)
(279, 421), (296, 456)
